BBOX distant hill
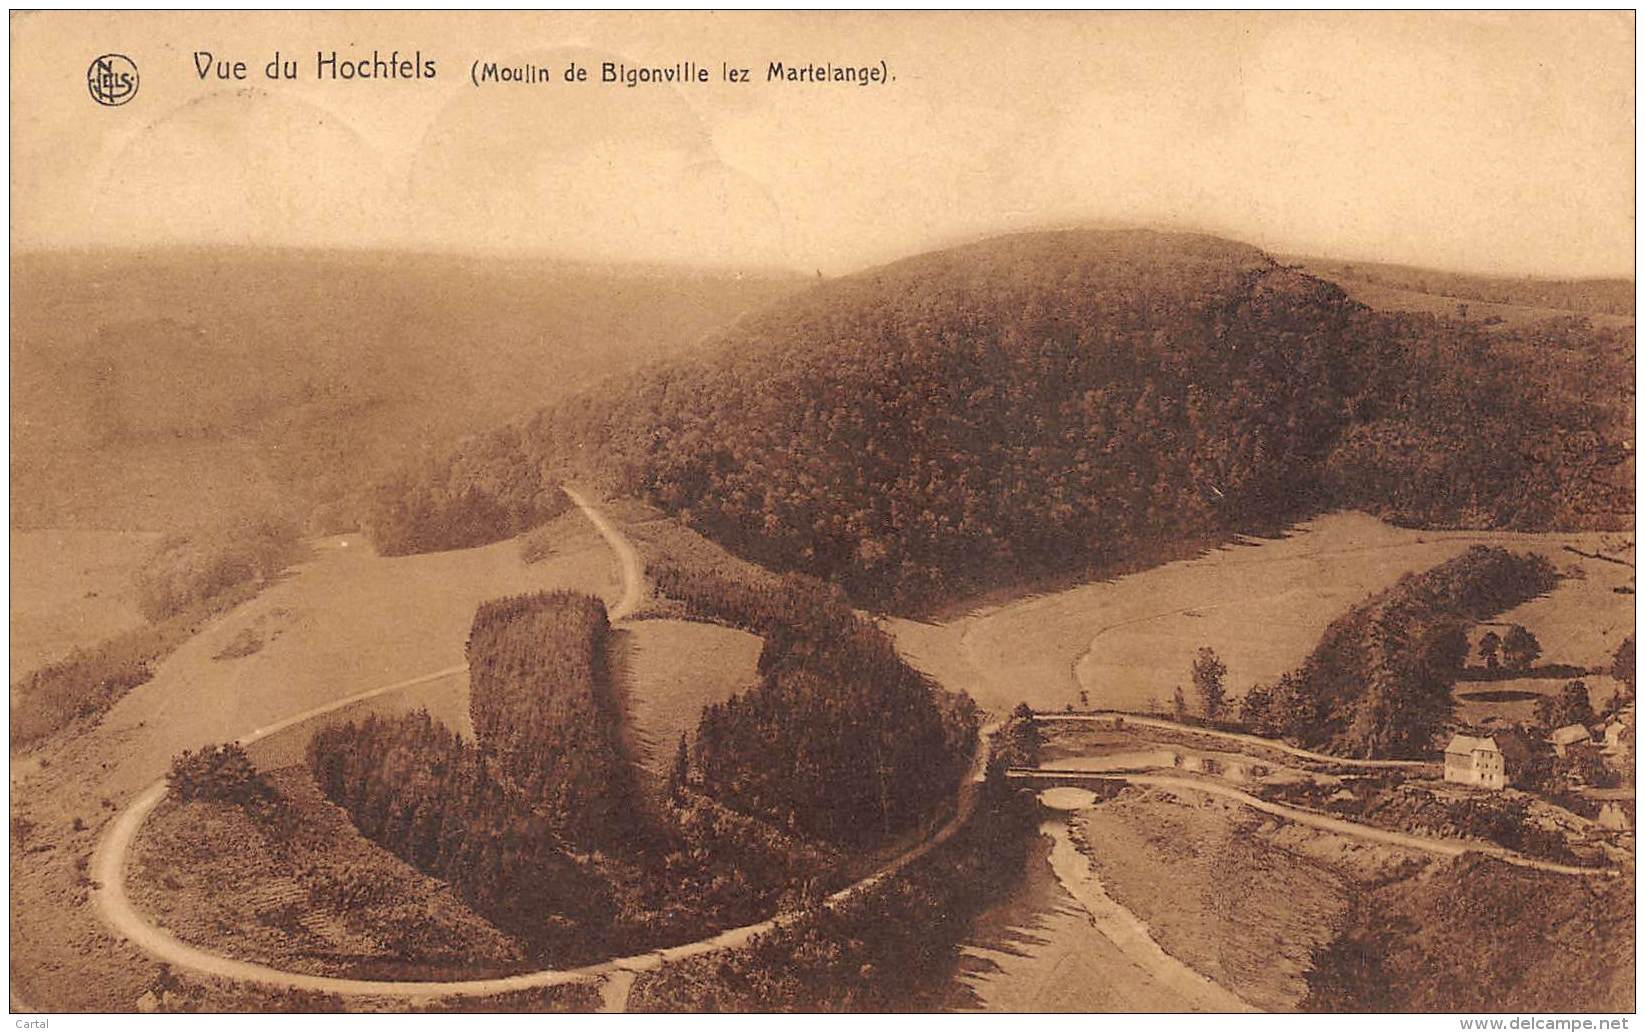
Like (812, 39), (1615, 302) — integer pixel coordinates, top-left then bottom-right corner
(1287, 256), (1634, 326)
(10, 248), (802, 532)
(372, 228), (1632, 610)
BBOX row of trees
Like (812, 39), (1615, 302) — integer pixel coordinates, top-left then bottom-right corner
(1477, 626), (1542, 671)
(655, 560), (979, 846)
(1241, 546), (1561, 757)
(465, 591), (632, 846)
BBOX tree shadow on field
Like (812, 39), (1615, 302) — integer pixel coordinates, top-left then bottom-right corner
(603, 626), (659, 789)
(1456, 662), (1593, 683)
(941, 832), (1068, 1011)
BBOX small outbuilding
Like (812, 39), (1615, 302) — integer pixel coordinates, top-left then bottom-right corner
(1552, 723), (1592, 758)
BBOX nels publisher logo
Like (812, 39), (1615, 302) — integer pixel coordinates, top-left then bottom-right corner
(87, 54), (139, 106)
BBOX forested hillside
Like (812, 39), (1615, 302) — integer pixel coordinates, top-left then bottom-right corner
(1306, 854), (1634, 1012)
(1240, 546), (1560, 758)
(369, 229), (1632, 610)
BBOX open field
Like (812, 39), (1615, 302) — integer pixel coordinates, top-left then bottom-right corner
(83, 522), (618, 798)
(1454, 550), (1636, 723)
(889, 512), (1634, 719)
(11, 529), (161, 680)
(617, 619), (762, 777)
(1300, 270), (1637, 330)
(1285, 256), (1635, 328)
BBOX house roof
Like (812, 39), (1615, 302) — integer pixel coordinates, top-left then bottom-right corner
(1552, 724), (1591, 746)
(1444, 734), (1499, 755)
(1443, 732), (1529, 763)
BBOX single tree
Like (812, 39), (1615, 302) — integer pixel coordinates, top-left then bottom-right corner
(1558, 680), (1595, 727)
(667, 733), (691, 801)
(1192, 647), (1227, 721)
(1478, 630), (1502, 670)
(1537, 680), (1596, 730)
(1611, 637), (1635, 696)
(1534, 694), (1557, 729)
(1501, 625), (1542, 672)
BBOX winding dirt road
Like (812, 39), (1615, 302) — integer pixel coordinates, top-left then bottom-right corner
(1009, 768), (1619, 878)
(563, 487), (645, 621)
(91, 490), (992, 1003)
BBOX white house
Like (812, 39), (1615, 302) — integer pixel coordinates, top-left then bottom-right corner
(1443, 734), (1510, 790)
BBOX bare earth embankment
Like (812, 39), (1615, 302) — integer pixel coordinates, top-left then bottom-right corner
(949, 827), (1208, 1012)
(128, 768), (524, 980)
(949, 780), (1432, 1013)
(1070, 788), (1356, 1012)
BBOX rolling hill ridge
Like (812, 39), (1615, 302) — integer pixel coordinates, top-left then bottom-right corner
(371, 228), (1633, 610)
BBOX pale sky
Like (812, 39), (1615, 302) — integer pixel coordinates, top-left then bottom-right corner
(10, 11), (1636, 277)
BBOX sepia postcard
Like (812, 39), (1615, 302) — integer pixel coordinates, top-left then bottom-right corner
(7, 9), (1636, 1021)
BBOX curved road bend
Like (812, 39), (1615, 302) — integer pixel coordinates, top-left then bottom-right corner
(563, 486), (644, 621)
(92, 491), (996, 1001)
(1010, 769), (1620, 878)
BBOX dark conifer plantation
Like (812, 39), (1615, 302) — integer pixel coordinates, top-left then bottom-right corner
(465, 591), (632, 846)
(306, 711), (617, 962)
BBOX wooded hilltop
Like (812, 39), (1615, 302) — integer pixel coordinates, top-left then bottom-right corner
(365, 229), (1631, 612)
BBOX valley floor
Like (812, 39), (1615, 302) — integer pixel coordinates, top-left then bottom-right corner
(11, 504), (1635, 1013)
(889, 511), (1633, 718)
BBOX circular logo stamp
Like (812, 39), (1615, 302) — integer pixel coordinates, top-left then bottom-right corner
(87, 54), (139, 106)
